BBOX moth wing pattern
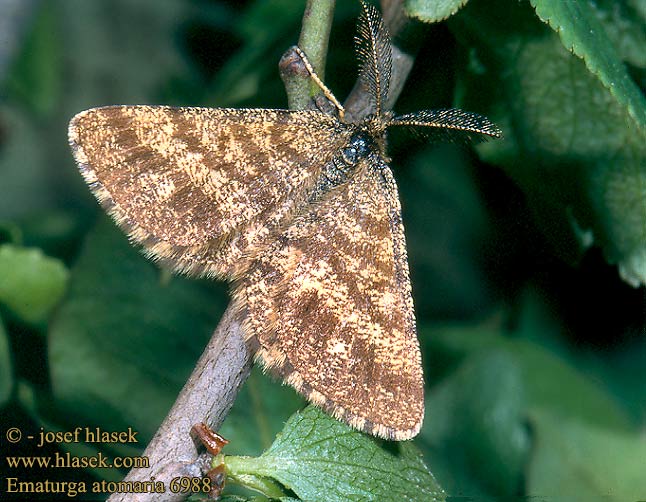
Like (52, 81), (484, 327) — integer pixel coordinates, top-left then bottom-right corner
(69, 105), (351, 278)
(236, 157), (424, 440)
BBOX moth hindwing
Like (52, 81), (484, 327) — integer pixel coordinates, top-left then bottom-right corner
(68, 0), (501, 441)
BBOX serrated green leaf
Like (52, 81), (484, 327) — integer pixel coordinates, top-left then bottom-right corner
(0, 244), (68, 323)
(405, 0), (469, 23)
(225, 406), (445, 502)
(454, 0), (646, 286)
(0, 315), (13, 406)
(49, 216), (227, 441)
(529, 0), (646, 131)
(420, 350), (529, 496)
(528, 409), (646, 499)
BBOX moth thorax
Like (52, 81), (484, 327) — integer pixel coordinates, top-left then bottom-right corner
(308, 132), (374, 203)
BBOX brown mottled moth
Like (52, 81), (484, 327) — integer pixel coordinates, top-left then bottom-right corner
(68, 2), (501, 440)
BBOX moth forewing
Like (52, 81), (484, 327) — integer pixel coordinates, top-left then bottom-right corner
(68, 106), (352, 279)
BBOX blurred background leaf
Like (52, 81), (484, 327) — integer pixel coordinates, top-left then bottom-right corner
(420, 350), (529, 496)
(218, 366), (305, 458)
(5, 1), (62, 116)
(49, 216), (228, 442)
(0, 244), (68, 324)
(453, 0), (646, 286)
(0, 317), (12, 406)
(528, 409), (646, 499)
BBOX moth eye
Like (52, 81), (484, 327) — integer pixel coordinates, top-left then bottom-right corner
(341, 145), (359, 165)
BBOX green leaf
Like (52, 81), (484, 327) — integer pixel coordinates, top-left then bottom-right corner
(424, 323), (632, 431)
(528, 409), (646, 499)
(226, 472), (289, 500)
(225, 406), (445, 502)
(454, 0), (646, 286)
(0, 315), (13, 406)
(529, 0), (646, 130)
(405, 0), (469, 23)
(16, 381), (125, 481)
(216, 495), (290, 502)
(5, 2), (62, 116)
(49, 217), (228, 441)
(0, 244), (69, 323)
(420, 350), (530, 496)
(588, 0), (646, 69)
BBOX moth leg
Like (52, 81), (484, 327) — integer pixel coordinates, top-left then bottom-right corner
(293, 46), (346, 121)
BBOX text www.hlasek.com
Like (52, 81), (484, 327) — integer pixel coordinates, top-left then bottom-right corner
(5, 454), (157, 498)
(6, 451), (149, 469)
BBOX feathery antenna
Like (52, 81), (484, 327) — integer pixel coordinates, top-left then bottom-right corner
(355, 1), (393, 117)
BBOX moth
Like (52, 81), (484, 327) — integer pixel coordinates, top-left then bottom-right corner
(68, 2), (501, 440)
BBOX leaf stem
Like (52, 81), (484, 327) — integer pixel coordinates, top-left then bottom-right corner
(282, 0), (336, 110)
(225, 456), (289, 499)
